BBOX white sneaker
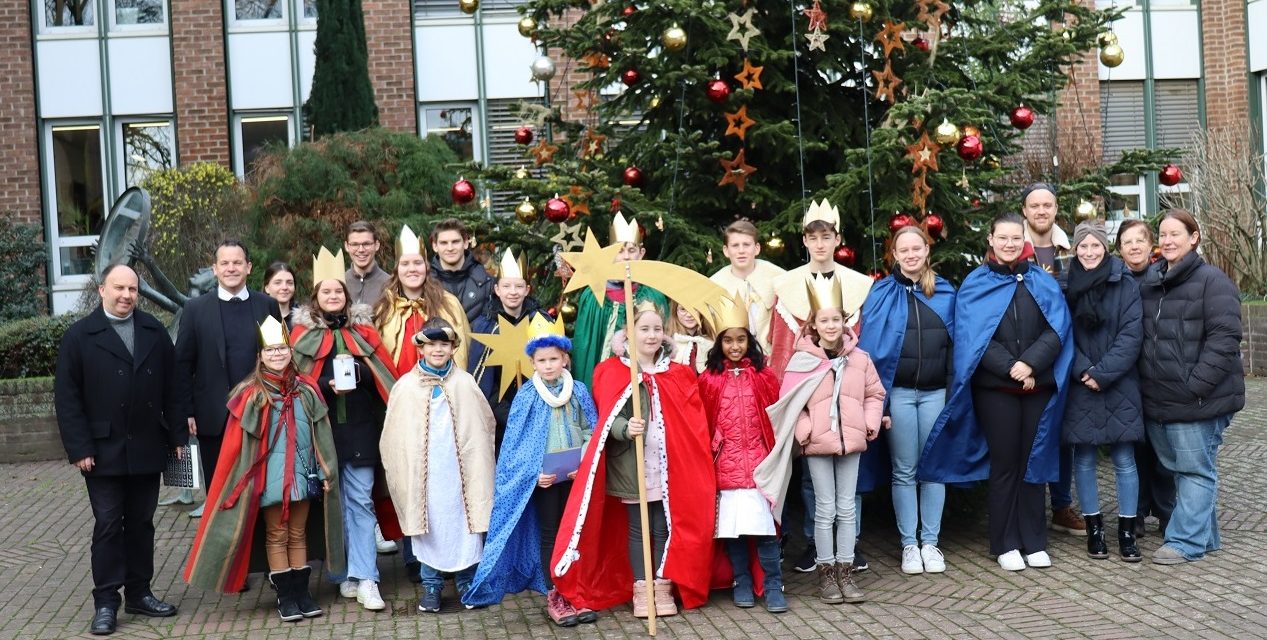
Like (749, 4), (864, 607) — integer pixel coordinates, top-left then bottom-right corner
(921, 544), (946, 574)
(1025, 551), (1052, 568)
(901, 545), (924, 574)
(374, 525), (398, 554)
(339, 580), (359, 598)
(357, 580), (386, 611)
(997, 550), (1025, 571)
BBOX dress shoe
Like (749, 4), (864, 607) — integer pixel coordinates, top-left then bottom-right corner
(124, 594), (178, 617)
(90, 607), (117, 635)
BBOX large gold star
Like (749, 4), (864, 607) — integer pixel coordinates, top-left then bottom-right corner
(529, 139), (559, 166)
(905, 130), (941, 174)
(560, 228), (624, 302)
(734, 58), (764, 91)
(872, 61), (903, 103)
(726, 8), (762, 52)
(724, 106), (757, 141)
(470, 315), (536, 401)
(875, 19), (907, 58)
(718, 148), (757, 192)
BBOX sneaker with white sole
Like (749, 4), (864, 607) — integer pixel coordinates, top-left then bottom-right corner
(339, 580), (358, 599)
(997, 550), (1025, 571)
(374, 525), (398, 554)
(921, 545), (946, 573)
(1025, 550), (1051, 568)
(901, 545), (923, 575)
(357, 580), (386, 611)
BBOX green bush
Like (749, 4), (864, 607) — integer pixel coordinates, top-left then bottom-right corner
(0, 314), (78, 379)
(0, 219), (48, 323)
(143, 163), (250, 289)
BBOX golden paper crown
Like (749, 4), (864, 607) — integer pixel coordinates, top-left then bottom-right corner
(802, 198), (840, 230)
(806, 273), (845, 316)
(527, 313), (566, 341)
(610, 211), (642, 246)
(396, 224), (424, 259)
(497, 248), (528, 280)
(705, 292), (752, 335)
(258, 315), (290, 348)
(312, 246), (346, 286)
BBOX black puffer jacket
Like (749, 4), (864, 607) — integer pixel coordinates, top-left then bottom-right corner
(892, 273), (952, 390)
(973, 261), (1063, 391)
(431, 250), (494, 325)
(1138, 252), (1245, 422)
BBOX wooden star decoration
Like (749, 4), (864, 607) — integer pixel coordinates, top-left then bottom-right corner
(805, 28), (830, 52)
(580, 52), (610, 70)
(572, 89), (598, 112)
(529, 139), (559, 166)
(718, 148), (757, 192)
(563, 185), (592, 217)
(872, 61), (902, 103)
(905, 131), (941, 174)
(550, 221), (585, 252)
(911, 173), (933, 213)
(875, 19), (907, 58)
(915, 0), (951, 32)
(803, 1), (828, 32)
(580, 129), (606, 159)
(726, 8), (762, 52)
(724, 106), (757, 141)
(734, 58), (764, 90)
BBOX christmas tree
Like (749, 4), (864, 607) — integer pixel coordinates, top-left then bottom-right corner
(445, 0), (1175, 303)
(305, 0), (379, 137)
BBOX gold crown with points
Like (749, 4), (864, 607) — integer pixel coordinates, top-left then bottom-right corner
(312, 246), (346, 286)
(802, 198), (840, 230)
(806, 273), (845, 316)
(527, 313), (566, 341)
(258, 315), (290, 349)
(610, 211), (642, 246)
(396, 224), (425, 259)
(497, 248), (528, 280)
(705, 292), (751, 335)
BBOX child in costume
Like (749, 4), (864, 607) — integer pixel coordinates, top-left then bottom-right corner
(462, 316), (600, 626)
(697, 296), (786, 612)
(760, 274), (884, 605)
(668, 301), (714, 375)
(380, 318), (496, 613)
(184, 316), (341, 623)
(709, 219), (786, 353)
(551, 302), (716, 619)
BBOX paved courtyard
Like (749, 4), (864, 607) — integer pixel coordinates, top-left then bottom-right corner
(3, 380), (1265, 639)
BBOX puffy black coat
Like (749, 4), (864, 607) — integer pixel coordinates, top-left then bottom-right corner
(431, 251), (493, 325)
(1058, 258), (1144, 445)
(1138, 252), (1245, 422)
(891, 273), (952, 390)
(974, 261), (1063, 390)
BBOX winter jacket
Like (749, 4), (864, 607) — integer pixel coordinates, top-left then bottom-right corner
(1058, 257), (1145, 445)
(789, 330), (885, 457)
(1138, 252), (1245, 422)
(891, 273), (953, 390)
(973, 261), (1063, 391)
(698, 361), (780, 491)
(431, 251), (494, 325)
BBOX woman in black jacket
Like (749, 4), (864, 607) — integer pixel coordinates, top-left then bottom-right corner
(1138, 210), (1245, 565)
(1060, 221), (1144, 562)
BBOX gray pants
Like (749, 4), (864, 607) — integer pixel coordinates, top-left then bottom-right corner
(626, 501), (668, 580)
(806, 453), (861, 565)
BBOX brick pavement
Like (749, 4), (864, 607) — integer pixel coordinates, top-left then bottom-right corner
(5, 381), (1265, 639)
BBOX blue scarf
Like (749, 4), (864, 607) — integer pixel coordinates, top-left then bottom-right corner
(418, 360), (453, 398)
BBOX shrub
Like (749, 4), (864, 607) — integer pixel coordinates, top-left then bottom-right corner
(0, 314), (78, 379)
(143, 163), (251, 290)
(0, 219), (48, 323)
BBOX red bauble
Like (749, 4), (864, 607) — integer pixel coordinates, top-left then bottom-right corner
(956, 135), (984, 161)
(870, 270), (886, 281)
(547, 306), (559, 317)
(833, 245), (857, 267)
(889, 213), (916, 234)
(621, 68), (642, 86)
(913, 36), (930, 52)
(622, 4), (637, 18)
(544, 197), (570, 223)
(924, 213), (945, 236)
(451, 178), (476, 204)
(622, 166), (645, 187)
(705, 79), (731, 103)
(1159, 163), (1183, 187)
(513, 126), (533, 145)
(610, 196), (622, 213)
(1009, 105), (1035, 130)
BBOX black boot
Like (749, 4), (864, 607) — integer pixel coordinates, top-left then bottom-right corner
(1086, 513), (1108, 559)
(291, 566), (323, 618)
(269, 570), (303, 622)
(1118, 517), (1142, 563)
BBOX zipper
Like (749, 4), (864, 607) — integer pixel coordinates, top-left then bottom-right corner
(912, 289), (923, 386)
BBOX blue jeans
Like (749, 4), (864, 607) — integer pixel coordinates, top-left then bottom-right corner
(888, 387), (947, 547)
(1049, 445), (1074, 510)
(1147, 415), (1231, 560)
(794, 460), (863, 542)
(1072, 443), (1138, 517)
(420, 563), (476, 593)
(806, 453), (861, 564)
(332, 464), (379, 582)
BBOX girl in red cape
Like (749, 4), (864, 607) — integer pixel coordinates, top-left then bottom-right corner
(550, 302), (716, 618)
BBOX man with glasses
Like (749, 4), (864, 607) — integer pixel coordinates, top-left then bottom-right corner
(344, 221), (391, 306)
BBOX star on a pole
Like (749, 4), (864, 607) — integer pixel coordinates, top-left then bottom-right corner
(805, 28), (830, 52)
(724, 106), (757, 141)
(875, 19), (907, 58)
(718, 148), (757, 192)
(734, 58), (764, 91)
(872, 61), (903, 103)
(529, 139), (559, 166)
(470, 315), (536, 401)
(550, 221), (585, 252)
(726, 8), (762, 52)
(905, 130), (941, 174)
(803, 1), (828, 32)
(560, 228), (624, 302)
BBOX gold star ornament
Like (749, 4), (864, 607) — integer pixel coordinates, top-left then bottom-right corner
(470, 315), (537, 401)
(550, 221), (585, 252)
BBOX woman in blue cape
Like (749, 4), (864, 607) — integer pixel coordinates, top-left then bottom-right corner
(920, 213), (1072, 572)
(857, 226), (955, 576)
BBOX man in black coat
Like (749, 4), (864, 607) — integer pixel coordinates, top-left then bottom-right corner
(174, 241), (280, 517)
(56, 264), (183, 635)
(429, 218), (493, 325)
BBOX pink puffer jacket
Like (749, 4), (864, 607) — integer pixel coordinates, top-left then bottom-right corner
(786, 330), (885, 456)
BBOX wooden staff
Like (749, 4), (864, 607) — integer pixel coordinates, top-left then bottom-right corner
(622, 263), (657, 636)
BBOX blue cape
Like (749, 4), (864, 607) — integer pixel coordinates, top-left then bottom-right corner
(920, 264), (1073, 484)
(462, 378), (598, 607)
(856, 273), (956, 491)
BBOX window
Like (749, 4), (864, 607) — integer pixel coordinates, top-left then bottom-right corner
(43, 0), (95, 28)
(413, 0), (521, 17)
(236, 114), (292, 177)
(423, 105), (477, 162)
(48, 124), (106, 277)
(113, 0), (164, 26)
(303, 0), (316, 18)
(121, 120), (174, 188)
(234, 0), (283, 20)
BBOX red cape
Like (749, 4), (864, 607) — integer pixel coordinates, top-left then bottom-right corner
(550, 358), (717, 611)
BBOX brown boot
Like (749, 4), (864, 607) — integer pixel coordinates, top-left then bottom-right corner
(632, 580), (649, 618)
(652, 579), (678, 616)
(1051, 506), (1088, 536)
(817, 563), (844, 604)
(837, 563), (866, 603)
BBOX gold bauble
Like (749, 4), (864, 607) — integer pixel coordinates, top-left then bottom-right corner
(763, 236), (786, 258)
(559, 301), (578, 323)
(848, 2), (874, 22)
(984, 154), (1002, 170)
(1074, 200), (1098, 222)
(517, 16), (537, 38)
(458, 0), (479, 15)
(1097, 31), (1118, 47)
(933, 119), (961, 145)
(661, 24), (688, 52)
(515, 198), (538, 224)
(648, 95), (662, 109)
(514, 166), (530, 180)
(1100, 43), (1124, 68)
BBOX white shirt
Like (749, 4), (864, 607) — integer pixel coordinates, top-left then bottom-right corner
(217, 286), (249, 302)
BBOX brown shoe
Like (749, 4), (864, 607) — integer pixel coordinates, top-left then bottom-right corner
(837, 563), (866, 603)
(652, 579), (678, 616)
(1051, 506), (1088, 536)
(817, 563), (844, 604)
(632, 580), (649, 618)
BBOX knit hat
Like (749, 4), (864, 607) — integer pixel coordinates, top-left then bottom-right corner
(1072, 220), (1109, 250)
(1020, 182), (1057, 206)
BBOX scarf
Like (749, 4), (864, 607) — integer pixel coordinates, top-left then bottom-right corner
(223, 371), (301, 522)
(532, 370), (575, 408)
(419, 360), (454, 399)
(381, 296), (429, 369)
(324, 312), (352, 422)
(1064, 257), (1111, 330)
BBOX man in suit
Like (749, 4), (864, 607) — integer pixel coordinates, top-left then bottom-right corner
(175, 240), (280, 517)
(56, 264), (184, 635)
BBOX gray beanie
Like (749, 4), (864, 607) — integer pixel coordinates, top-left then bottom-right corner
(1072, 220), (1109, 250)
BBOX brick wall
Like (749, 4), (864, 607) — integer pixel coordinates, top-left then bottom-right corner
(363, 1), (417, 132)
(548, 9), (589, 125)
(1053, 0), (1102, 176)
(171, 0), (230, 166)
(0, 379), (61, 464)
(1201, 0), (1249, 135)
(0, 2), (43, 227)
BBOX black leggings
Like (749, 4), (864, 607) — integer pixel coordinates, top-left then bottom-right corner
(973, 387), (1052, 556)
(626, 501), (668, 581)
(534, 481), (571, 588)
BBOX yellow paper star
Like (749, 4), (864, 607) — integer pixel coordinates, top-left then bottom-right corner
(734, 58), (764, 91)
(560, 228), (624, 302)
(470, 315), (536, 401)
(724, 106), (757, 141)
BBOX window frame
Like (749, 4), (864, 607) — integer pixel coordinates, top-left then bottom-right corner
(225, 0), (288, 30)
(36, 0), (98, 36)
(116, 117), (176, 192)
(44, 121), (108, 283)
(107, 0), (168, 34)
(233, 112), (295, 178)
(420, 102), (482, 163)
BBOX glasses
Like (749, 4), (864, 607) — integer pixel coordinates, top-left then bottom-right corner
(346, 242), (377, 250)
(263, 346), (290, 355)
